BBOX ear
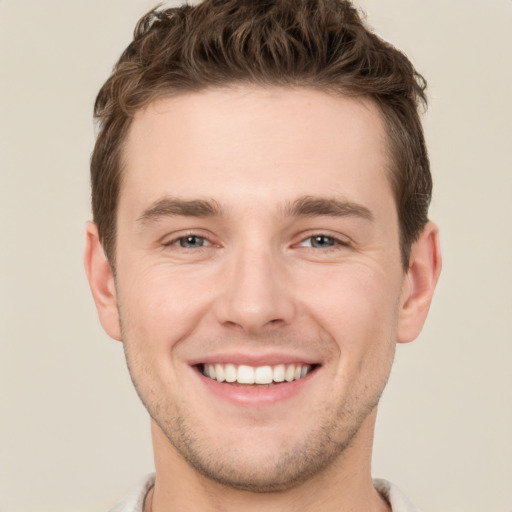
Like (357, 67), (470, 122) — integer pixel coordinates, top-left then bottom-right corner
(84, 222), (122, 341)
(397, 222), (442, 344)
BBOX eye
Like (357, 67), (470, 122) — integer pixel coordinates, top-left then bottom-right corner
(309, 235), (336, 248)
(299, 234), (346, 249)
(171, 235), (210, 249)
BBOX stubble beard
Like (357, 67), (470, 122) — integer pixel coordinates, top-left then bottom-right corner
(122, 340), (395, 494)
(156, 396), (381, 493)
(117, 290), (397, 493)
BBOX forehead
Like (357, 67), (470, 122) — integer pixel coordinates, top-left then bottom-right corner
(119, 86), (393, 216)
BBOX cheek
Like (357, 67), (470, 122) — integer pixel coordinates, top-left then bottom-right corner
(117, 264), (217, 349)
(299, 264), (403, 352)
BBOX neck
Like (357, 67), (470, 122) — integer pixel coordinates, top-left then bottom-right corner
(148, 410), (390, 512)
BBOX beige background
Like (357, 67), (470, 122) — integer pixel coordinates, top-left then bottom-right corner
(1, 0), (511, 510)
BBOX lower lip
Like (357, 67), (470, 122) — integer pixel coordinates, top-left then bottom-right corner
(194, 368), (317, 407)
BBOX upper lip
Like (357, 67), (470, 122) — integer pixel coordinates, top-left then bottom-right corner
(188, 352), (321, 367)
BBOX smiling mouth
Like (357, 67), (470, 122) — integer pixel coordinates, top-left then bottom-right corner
(198, 363), (318, 385)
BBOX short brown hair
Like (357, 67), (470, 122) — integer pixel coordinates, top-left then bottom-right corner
(91, 0), (431, 269)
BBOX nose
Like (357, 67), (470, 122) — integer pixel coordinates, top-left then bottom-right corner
(214, 245), (296, 334)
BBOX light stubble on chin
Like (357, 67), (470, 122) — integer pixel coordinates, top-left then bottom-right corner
(157, 401), (377, 493)
(118, 298), (397, 492)
(124, 354), (393, 492)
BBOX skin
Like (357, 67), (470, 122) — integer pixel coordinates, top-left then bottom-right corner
(85, 87), (441, 512)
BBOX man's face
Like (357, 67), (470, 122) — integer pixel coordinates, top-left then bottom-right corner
(113, 87), (408, 490)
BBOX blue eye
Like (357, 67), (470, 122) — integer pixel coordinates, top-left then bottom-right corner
(176, 235), (208, 248)
(309, 235), (337, 248)
(296, 234), (349, 250)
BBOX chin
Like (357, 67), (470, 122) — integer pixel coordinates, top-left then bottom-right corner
(153, 401), (372, 493)
(172, 440), (346, 492)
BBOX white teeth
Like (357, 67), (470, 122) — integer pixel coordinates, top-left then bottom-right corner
(215, 364), (225, 383)
(273, 364), (285, 383)
(203, 363), (313, 385)
(254, 366), (273, 384)
(237, 365), (255, 384)
(225, 363), (237, 383)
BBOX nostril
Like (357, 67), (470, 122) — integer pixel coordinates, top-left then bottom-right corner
(267, 318), (287, 327)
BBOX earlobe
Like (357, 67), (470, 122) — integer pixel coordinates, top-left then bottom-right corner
(83, 222), (122, 341)
(397, 222), (442, 344)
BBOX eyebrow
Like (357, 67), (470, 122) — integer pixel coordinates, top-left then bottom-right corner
(283, 196), (373, 221)
(137, 197), (224, 224)
(136, 194), (373, 225)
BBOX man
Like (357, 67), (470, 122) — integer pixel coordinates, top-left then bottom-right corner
(84, 0), (441, 511)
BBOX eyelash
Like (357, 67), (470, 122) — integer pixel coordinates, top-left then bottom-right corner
(164, 234), (212, 249)
(297, 234), (349, 250)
